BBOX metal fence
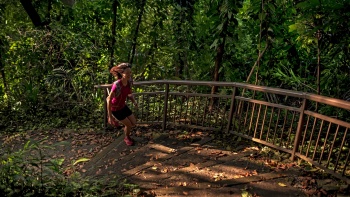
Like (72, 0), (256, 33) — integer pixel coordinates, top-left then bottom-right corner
(95, 80), (350, 183)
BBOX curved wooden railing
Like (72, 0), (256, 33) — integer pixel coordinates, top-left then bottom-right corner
(95, 80), (350, 183)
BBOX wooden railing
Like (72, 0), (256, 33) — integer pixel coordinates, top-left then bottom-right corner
(95, 80), (350, 183)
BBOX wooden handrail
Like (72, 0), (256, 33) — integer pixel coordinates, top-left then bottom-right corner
(94, 80), (350, 183)
(94, 80), (350, 110)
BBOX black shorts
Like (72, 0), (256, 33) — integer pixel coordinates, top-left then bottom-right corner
(112, 105), (132, 121)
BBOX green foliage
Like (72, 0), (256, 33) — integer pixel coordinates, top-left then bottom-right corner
(0, 140), (133, 196)
(0, 0), (350, 133)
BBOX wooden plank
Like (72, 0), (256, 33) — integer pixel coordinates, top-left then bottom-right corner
(82, 135), (125, 174)
(150, 171), (292, 196)
(120, 137), (214, 178)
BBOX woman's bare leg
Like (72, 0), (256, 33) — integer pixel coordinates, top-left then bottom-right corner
(119, 113), (136, 139)
(119, 118), (133, 137)
(126, 114), (136, 127)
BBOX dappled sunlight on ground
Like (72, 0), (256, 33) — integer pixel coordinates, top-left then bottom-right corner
(1, 126), (348, 197)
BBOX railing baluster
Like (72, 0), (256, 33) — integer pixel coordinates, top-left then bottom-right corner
(266, 107), (274, 142)
(237, 100), (244, 133)
(327, 125), (340, 168)
(173, 95), (177, 124)
(260, 105), (268, 140)
(196, 96), (200, 126)
(140, 94), (143, 121)
(319, 123), (332, 163)
(272, 108), (281, 145)
(168, 95), (172, 123)
(291, 98), (306, 161)
(202, 97), (209, 127)
(162, 84), (169, 131)
(335, 128), (348, 172)
(306, 117), (318, 157)
(279, 110), (288, 146)
(300, 115), (311, 154)
(146, 94), (150, 122)
(231, 99), (239, 132)
(190, 96), (195, 125)
(184, 95), (190, 125)
(226, 87), (237, 133)
(215, 98), (222, 126)
(248, 103), (256, 135)
(221, 98), (228, 129)
(243, 102), (250, 131)
(103, 88), (108, 130)
(312, 120), (325, 160)
(286, 111), (296, 148)
(342, 148), (350, 176)
(179, 95), (184, 125)
(253, 104), (262, 138)
(158, 94), (162, 123)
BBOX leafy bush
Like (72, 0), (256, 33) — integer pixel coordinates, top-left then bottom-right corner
(0, 140), (135, 197)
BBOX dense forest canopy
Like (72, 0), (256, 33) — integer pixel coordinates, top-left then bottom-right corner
(0, 0), (349, 131)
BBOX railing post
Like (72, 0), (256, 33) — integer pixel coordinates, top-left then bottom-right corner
(162, 83), (169, 131)
(291, 98), (307, 161)
(226, 87), (237, 133)
(103, 88), (108, 131)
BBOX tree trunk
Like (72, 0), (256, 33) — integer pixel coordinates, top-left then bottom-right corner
(316, 30), (321, 111)
(20, 0), (43, 27)
(245, 44), (268, 84)
(109, 0), (119, 70)
(174, 0), (195, 79)
(0, 39), (10, 110)
(129, 0), (146, 65)
(246, 0), (265, 84)
(211, 41), (225, 93)
(238, 0), (267, 115)
(210, 16), (228, 110)
(46, 0), (52, 24)
(317, 31), (321, 96)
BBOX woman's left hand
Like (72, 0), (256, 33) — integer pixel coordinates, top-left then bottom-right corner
(133, 102), (138, 109)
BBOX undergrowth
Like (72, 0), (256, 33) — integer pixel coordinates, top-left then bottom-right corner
(0, 140), (137, 197)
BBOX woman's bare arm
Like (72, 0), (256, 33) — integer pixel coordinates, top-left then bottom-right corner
(128, 94), (138, 107)
(107, 91), (116, 118)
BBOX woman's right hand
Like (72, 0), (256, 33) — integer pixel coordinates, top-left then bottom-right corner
(108, 115), (119, 127)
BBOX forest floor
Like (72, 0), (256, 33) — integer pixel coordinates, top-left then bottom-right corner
(1, 125), (349, 197)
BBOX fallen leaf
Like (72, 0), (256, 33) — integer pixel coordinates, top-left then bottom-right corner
(320, 189), (327, 195)
(241, 190), (250, 197)
(278, 182), (287, 187)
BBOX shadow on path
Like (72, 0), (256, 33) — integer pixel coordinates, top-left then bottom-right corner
(82, 130), (308, 197)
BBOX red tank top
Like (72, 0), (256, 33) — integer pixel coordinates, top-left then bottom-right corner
(110, 80), (132, 111)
